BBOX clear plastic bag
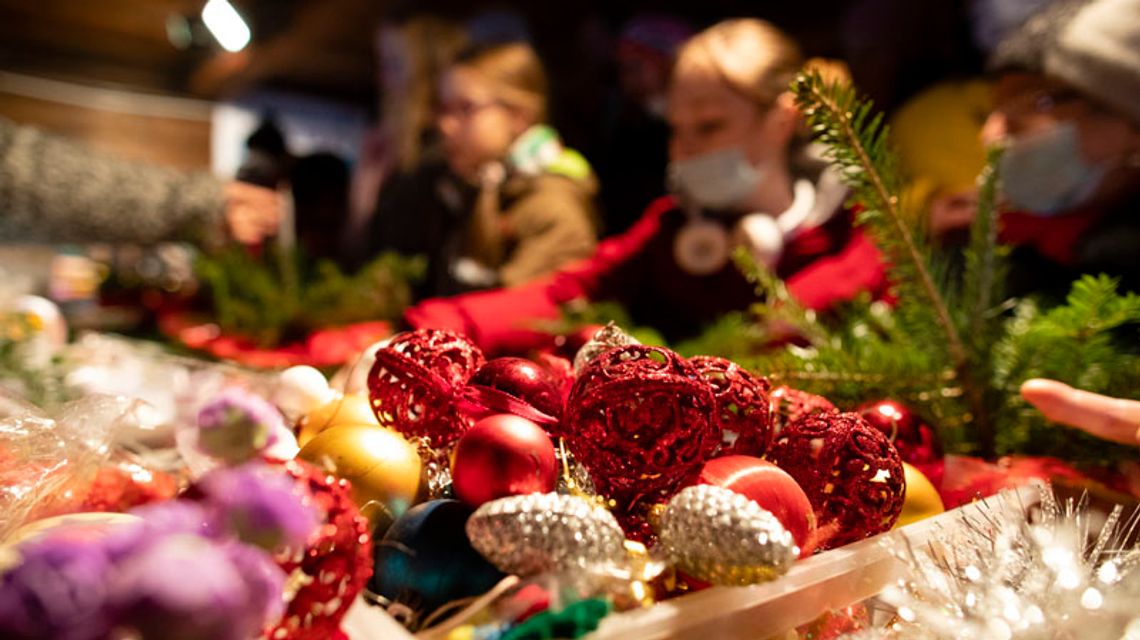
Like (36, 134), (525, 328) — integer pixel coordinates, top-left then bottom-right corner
(0, 395), (141, 541)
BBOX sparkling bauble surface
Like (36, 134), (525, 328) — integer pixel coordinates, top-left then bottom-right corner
(895, 462), (944, 528)
(367, 329), (485, 447)
(697, 455), (815, 552)
(689, 356), (773, 456)
(769, 386), (837, 434)
(451, 415), (558, 508)
(466, 492), (626, 576)
(370, 500), (504, 623)
(275, 365), (335, 421)
(857, 399), (942, 466)
(269, 458), (372, 640)
(467, 357), (564, 422)
(659, 484), (797, 586)
(564, 345), (717, 541)
(297, 393), (380, 448)
(297, 424), (422, 534)
(766, 412), (906, 549)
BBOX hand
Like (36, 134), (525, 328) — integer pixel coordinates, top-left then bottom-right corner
(223, 181), (282, 245)
(1020, 378), (1140, 446)
(928, 189), (979, 237)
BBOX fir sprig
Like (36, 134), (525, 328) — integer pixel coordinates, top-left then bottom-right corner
(679, 72), (1140, 466)
(792, 72), (966, 372)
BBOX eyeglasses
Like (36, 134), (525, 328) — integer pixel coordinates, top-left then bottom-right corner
(438, 98), (502, 120)
(995, 87), (1087, 119)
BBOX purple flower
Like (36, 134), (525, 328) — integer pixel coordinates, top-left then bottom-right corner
(0, 534), (113, 640)
(107, 534), (285, 640)
(196, 389), (285, 464)
(198, 462), (319, 552)
(107, 502), (220, 561)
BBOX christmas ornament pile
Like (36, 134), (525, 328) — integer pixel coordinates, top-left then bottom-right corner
(340, 325), (913, 630)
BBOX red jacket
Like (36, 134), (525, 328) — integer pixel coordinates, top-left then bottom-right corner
(405, 195), (888, 355)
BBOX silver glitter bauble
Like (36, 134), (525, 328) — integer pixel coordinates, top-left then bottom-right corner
(466, 492), (627, 576)
(659, 484), (797, 586)
(572, 322), (640, 373)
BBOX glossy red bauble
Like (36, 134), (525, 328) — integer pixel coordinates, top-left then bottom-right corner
(468, 357), (564, 423)
(766, 412), (905, 550)
(697, 456), (815, 552)
(856, 399), (942, 467)
(451, 415), (558, 508)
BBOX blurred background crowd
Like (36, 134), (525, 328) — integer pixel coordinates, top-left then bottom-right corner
(1, 0), (1138, 339)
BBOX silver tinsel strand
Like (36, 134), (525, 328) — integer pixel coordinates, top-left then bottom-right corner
(844, 482), (1140, 639)
(466, 492), (628, 577)
(659, 484), (797, 586)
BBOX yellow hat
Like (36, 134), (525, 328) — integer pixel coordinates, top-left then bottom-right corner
(891, 79), (991, 198)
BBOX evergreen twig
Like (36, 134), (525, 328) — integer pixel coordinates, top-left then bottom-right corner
(792, 71), (966, 371)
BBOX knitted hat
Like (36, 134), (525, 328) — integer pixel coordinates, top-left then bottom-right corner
(891, 79), (991, 197)
(988, 0), (1091, 73)
(1045, 0), (1140, 123)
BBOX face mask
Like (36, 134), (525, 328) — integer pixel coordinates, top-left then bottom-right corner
(999, 122), (1108, 215)
(668, 147), (763, 211)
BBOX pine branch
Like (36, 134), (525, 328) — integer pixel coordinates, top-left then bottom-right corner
(963, 147), (1006, 339)
(792, 71), (967, 372)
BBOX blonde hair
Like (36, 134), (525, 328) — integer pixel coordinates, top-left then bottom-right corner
(675, 18), (804, 109)
(381, 16), (467, 171)
(452, 43), (549, 124)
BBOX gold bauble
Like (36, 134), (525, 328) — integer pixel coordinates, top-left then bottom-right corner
(895, 462), (945, 528)
(298, 424), (422, 533)
(297, 393), (380, 447)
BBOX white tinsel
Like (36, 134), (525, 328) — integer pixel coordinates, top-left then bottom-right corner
(846, 482), (1140, 639)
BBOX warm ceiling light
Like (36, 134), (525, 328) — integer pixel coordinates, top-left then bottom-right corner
(201, 0), (251, 53)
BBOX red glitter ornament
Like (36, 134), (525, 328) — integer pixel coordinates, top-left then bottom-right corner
(689, 356), (773, 456)
(856, 399), (942, 467)
(266, 458), (373, 640)
(367, 329), (485, 447)
(565, 345), (717, 540)
(769, 385), (837, 434)
(766, 412), (905, 549)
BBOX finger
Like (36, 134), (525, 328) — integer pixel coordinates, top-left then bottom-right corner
(1020, 379), (1140, 446)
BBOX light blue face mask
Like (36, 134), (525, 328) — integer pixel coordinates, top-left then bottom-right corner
(999, 121), (1108, 215)
(667, 147), (763, 212)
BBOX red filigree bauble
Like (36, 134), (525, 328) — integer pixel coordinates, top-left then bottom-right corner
(766, 412), (905, 550)
(267, 458), (373, 640)
(856, 399), (942, 467)
(769, 386), (837, 434)
(564, 345), (717, 540)
(367, 329), (485, 448)
(689, 356), (773, 457)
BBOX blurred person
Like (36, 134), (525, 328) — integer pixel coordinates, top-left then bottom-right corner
(980, 0), (1140, 297)
(0, 117), (279, 247)
(346, 14), (468, 264)
(292, 152), (350, 264)
(405, 19), (889, 355)
(420, 41), (597, 296)
(596, 14), (694, 236)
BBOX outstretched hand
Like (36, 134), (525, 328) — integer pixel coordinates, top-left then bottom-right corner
(1020, 378), (1140, 446)
(223, 181), (282, 245)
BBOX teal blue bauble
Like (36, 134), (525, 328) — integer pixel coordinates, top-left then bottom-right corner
(369, 499), (505, 623)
